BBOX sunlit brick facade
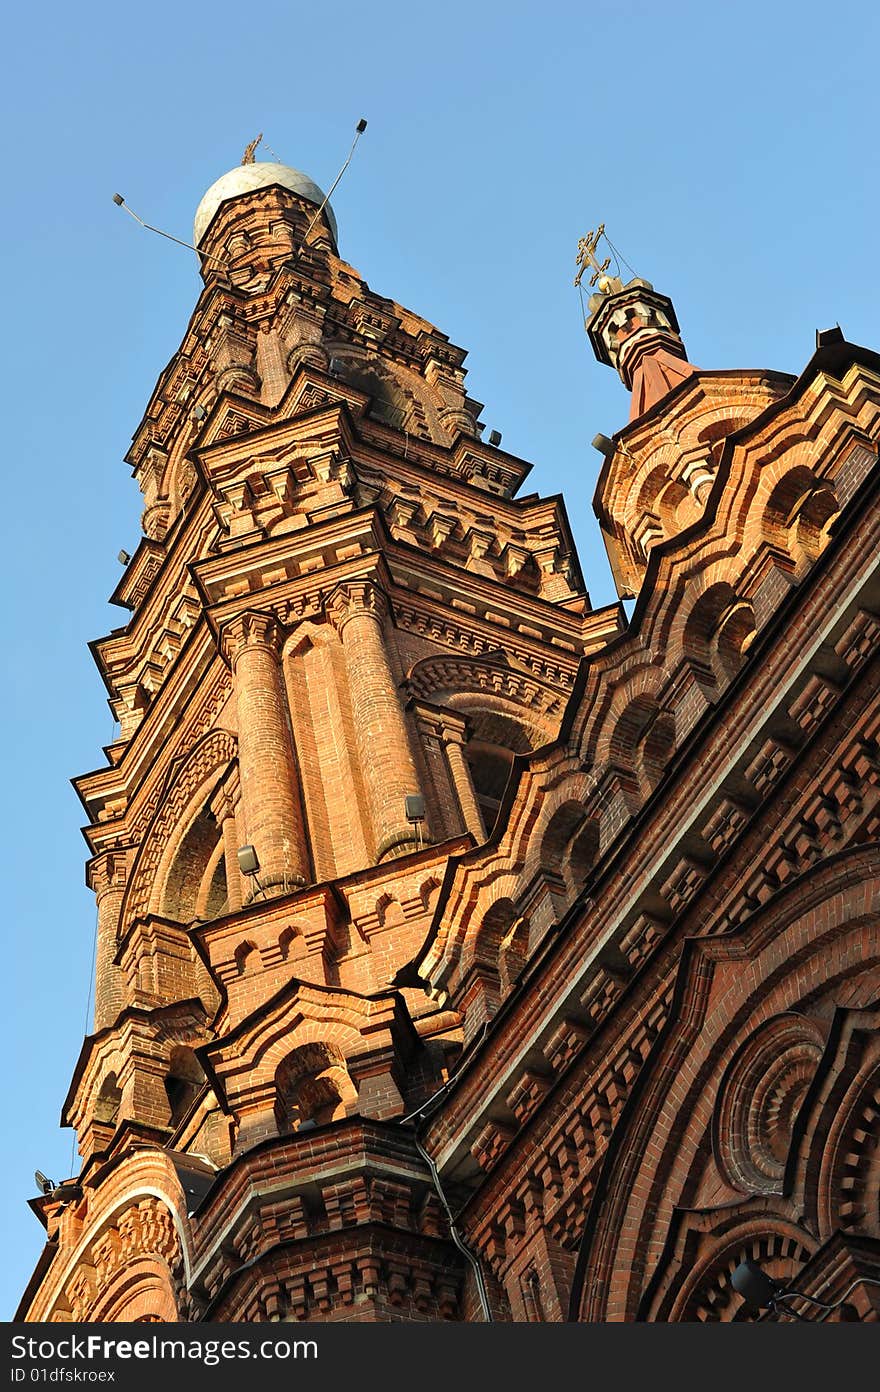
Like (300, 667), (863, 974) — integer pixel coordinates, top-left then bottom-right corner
(18, 157), (880, 1322)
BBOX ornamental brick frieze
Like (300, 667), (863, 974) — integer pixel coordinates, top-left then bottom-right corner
(208, 1240), (462, 1322)
(216, 406), (258, 440)
(118, 548), (165, 610)
(57, 1196), (186, 1323)
(274, 590), (325, 626)
(108, 599), (203, 726)
(126, 672), (233, 841)
(407, 654), (564, 720)
(462, 991), (673, 1283)
(186, 1122), (461, 1320)
(366, 475), (582, 596)
(393, 600), (579, 688)
(212, 453), (357, 545)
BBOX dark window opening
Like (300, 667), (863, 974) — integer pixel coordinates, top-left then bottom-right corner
(466, 740), (516, 833)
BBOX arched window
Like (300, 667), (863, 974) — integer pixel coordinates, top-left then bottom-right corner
(160, 804), (228, 923)
(465, 741), (515, 832)
(95, 1073), (122, 1126)
(164, 1046), (203, 1128)
(461, 710), (536, 835)
(274, 1043), (356, 1134)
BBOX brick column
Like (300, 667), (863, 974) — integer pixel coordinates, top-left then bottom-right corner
(327, 581), (424, 862)
(209, 777), (245, 913)
(442, 718), (486, 841)
(87, 849), (131, 1031)
(221, 612), (310, 896)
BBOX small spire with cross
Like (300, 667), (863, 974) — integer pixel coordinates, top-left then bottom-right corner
(577, 229), (696, 422)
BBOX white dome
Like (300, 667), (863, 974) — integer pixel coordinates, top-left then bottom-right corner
(193, 161), (337, 247)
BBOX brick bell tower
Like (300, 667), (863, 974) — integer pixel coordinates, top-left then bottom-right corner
(19, 149), (622, 1322)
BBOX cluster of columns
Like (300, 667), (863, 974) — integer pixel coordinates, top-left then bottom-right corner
(220, 579), (433, 890)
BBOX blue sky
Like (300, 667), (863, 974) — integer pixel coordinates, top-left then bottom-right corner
(2, 0), (877, 1318)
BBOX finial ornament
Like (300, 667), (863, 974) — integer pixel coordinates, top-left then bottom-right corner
(241, 133), (263, 165)
(574, 224), (623, 294)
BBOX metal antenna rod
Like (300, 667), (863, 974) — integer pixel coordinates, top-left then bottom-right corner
(111, 195), (230, 269)
(299, 118), (368, 249)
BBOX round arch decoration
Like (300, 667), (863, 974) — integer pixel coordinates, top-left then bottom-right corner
(570, 846), (880, 1322)
(407, 654), (562, 732)
(61, 1195), (187, 1323)
(123, 729), (237, 925)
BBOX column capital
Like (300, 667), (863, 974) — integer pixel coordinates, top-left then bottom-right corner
(219, 610), (286, 666)
(87, 848), (133, 902)
(325, 579), (390, 635)
(439, 713), (472, 746)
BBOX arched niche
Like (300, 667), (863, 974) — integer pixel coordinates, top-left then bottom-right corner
(762, 465), (839, 566)
(95, 1072), (122, 1125)
(539, 800), (600, 894)
(608, 694), (676, 803)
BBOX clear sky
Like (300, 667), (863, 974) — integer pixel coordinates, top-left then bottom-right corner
(2, 0), (877, 1319)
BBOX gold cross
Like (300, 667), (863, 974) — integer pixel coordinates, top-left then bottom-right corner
(574, 224), (612, 288)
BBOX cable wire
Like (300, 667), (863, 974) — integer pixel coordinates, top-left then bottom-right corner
(113, 198), (230, 269)
(602, 233), (638, 281)
(412, 1133), (493, 1322)
(296, 121), (367, 256)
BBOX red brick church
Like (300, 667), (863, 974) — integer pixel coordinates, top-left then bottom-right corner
(17, 150), (880, 1322)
